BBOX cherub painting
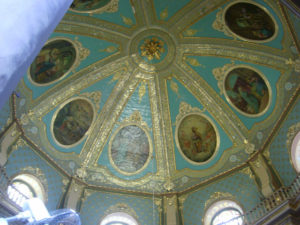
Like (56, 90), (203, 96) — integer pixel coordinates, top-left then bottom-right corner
(225, 67), (269, 115)
(53, 99), (94, 145)
(177, 114), (217, 163)
(225, 2), (275, 41)
(30, 40), (76, 84)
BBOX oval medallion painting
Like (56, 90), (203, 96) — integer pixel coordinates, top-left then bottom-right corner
(177, 114), (217, 163)
(224, 67), (269, 115)
(225, 2), (276, 41)
(30, 39), (76, 85)
(110, 125), (150, 174)
(53, 99), (94, 146)
(70, 0), (111, 12)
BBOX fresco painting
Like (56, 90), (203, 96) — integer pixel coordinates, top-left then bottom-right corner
(53, 99), (94, 146)
(71, 0), (111, 11)
(30, 40), (76, 84)
(177, 114), (217, 163)
(225, 2), (275, 40)
(225, 67), (269, 115)
(111, 125), (150, 174)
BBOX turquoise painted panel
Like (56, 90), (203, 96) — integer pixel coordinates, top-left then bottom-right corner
(0, 98), (10, 130)
(167, 78), (233, 170)
(182, 172), (262, 225)
(43, 75), (116, 154)
(269, 97), (300, 186)
(153, 0), (192, 21)
(183, 0), (284, 49)
(80, 191), (160, 225)
(71, 0), (136, 28)
(23, 33), (119, 99)
(5, 147), (65, 211)
(98, 82), (157, 179)
(185, 56), (280, 130)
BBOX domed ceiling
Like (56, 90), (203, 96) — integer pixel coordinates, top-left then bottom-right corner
(13, 0), (300, 194)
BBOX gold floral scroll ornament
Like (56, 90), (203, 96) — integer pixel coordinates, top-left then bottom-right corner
(140, 37), (165, 61)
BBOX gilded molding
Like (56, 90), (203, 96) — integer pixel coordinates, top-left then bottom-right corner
(204, 192), (234, 210)
(104, 203), (139, 219)
(212, 61), (236, 95)
(178, 43), (288, 70)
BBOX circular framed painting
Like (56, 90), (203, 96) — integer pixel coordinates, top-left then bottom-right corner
(70, 0), (111, 13)
(224, 1), (277, 42)
(109, 124), (152, 175)
(224, 66), (271, 116)
(52, 98), (94, 147)
(176, 114), (219, 164)
(29, 38), (77, 85)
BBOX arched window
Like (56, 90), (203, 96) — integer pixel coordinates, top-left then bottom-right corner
(7, 174), (45, 207)
(291, 131), (300, 173)
(100, 212), (138, 225)
(204, 200), (244, 225)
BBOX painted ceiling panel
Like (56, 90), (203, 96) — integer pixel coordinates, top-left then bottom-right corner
(185, 55), (281, 129)
(182, 0), (284, 49)
(167, 78), (233, 171)
(22, 33), (119, 100)
(97, 81), (156, 180)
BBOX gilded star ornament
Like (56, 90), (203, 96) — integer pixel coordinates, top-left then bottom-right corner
(140, 37), (165, 61)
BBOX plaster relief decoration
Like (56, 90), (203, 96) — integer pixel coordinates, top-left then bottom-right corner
(109, 111), (152, 175)
(175, 102), (219, 164)
(52, 97), (95, 147)
(213, 1), (277, 42)
(213, 64), (271, 116)
(70, 0), (119, 14)
(28, 37), (89, 86)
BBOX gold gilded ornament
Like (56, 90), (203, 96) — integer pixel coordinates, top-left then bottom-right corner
(140, 37), (165, 61)
(160, 8), (168, 20)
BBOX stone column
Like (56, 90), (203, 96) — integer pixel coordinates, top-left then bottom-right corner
(63, 179), (84, 211)
(249, 153), (281, 198)
(0, 0), (73, 110)
(163, 195), (180, 225)
(0, 123), (21, 166)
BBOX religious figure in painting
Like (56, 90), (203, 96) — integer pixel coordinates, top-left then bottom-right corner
(225, 2), (275, 40)
(191, 127), (203, 154)
(53, 99), (93, 145)
(225, 68), (269, 115)
(111, 125), (150, 174)
(177, 114), (217, 163)
(70, 0), (111, 11)
(30, 40), (76, 84)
